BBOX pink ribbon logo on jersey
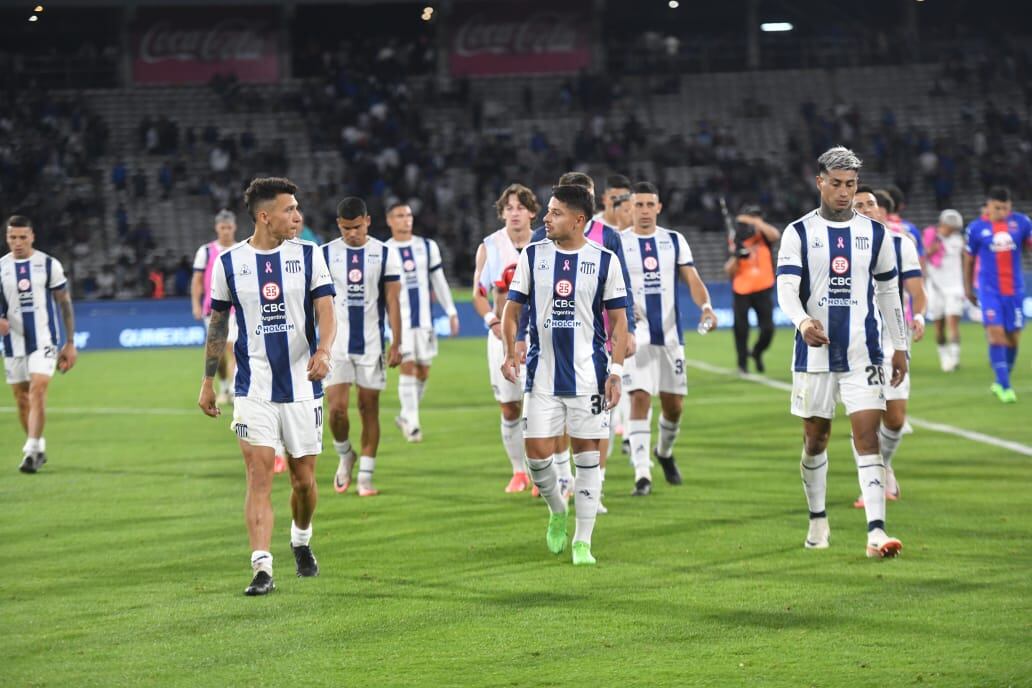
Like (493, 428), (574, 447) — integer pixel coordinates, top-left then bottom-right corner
(562, 259), (571, 271)
(837, 236), (845, 249)
(265, 261), (273, 274)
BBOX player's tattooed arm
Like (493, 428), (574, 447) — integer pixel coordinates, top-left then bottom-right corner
(54, 288), (76, 341)
(203, 310), (230, 377)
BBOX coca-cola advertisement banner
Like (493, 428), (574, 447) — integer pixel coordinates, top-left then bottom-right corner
(449, 0), (591, 77)
(132, 8), (280, 85)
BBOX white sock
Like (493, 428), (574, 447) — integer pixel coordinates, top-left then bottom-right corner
(37, 437), (45, 453)
(22, 438), (39, 454)
(948, 342), (961, 368)
(290, 521), (312, 547)
(628, 418), (652, 481)
(527, 457), (566, 514)
(656, 414), (680, 458)
(500, 417), (525, 474)
(554, 451), (573, 485)
(417, 378), (427, 402)
(274, 442), (285, 458)
(800, 448), (828, 517)
(936, 344), (950, 371)
(852, 442), (887, 531)
(398, 374), (421, 429)
(358, 455), (376, 488)
(219, 375), (229, 392)
(333, 439), (352, 458)
(251, 550), (273, 575)
(879, 424), (903, 468)
(617, 391), (630, 434)
(572, 451), (601, 545)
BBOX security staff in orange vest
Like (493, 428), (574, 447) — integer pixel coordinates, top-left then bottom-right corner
(723, 206), (780, 373)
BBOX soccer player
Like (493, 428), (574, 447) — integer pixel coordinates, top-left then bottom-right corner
(518, 172), (636, 510)
(885, 186), (924, 263)
(322, 198), (403, 497)
(198, 177), (336, 596)
(500, 183), (628, 566)
(923, 210), (966, 371)
(192, 210), (239, 406)
(620, 182), (717, 497)
(775, 147), (910, 559)
(964, 186), (1032, 403)
(385, 202), (459, 442)
(597, 174), (632, 228)
(472, 183), (539, 492)
(852, 188), (926, 507)
(1, 215), (77, 473)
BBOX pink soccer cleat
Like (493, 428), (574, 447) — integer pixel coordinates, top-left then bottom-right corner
(273, 455), (287, 474)
(505, 472), (531, 493)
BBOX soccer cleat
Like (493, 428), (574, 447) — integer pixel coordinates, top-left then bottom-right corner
(804, 517), (830, 549)
(751, 351), (766, 374)
(620, 438), (630, 455)
(291, 544), (319, 577)
(852, 495), (865, 509)
(244, 570), (275, 596)
(19, 452), (46, 474)
(631, 477), (652, 496)
(571, 541), (596, 566)
(991, 383), (1016, 403)
(531, 484), (540, 498)
(546, 511), (568, 554)
(407, 427), (423, 443)
(273, 455), (287, 474)
(885, 468), (901, 501)
(505, 472), (531, 493)
(333, 450), (357, 494)
(866, 529), (903, 558)
(655, 450), (682, 485)
(596, 500), (608, 515)
(357, 482), (380, 497)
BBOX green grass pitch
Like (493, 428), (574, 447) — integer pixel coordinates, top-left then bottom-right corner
(1, 323), (1029, 687)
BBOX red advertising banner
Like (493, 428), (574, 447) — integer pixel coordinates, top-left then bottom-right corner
(132, 8), (280, 85)
(449, 1), (591, 77)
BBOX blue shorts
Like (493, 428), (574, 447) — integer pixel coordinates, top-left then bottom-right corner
(980, 292), (1025, 332)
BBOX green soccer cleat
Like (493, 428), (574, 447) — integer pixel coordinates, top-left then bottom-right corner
(571, 541), (596, 566)
(1001, 388), (1017, 403)
(546, 511), (568, 554)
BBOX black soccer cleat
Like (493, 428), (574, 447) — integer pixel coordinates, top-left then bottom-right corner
(752, 351), (766, 374)
(620, 439), (630, 455)
(244, 570), (275, 596)
(291, 544), (319, 577)
(631, 477), (652, 496)
(19, 452), (45, 474)
(655, 450), (682, 485)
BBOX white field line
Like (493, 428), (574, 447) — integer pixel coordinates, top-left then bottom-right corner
(684, 358), (1032, 457)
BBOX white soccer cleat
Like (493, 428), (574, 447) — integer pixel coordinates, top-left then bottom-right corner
(333, 450), (357, 494)
(804, 517), (830, 549)
(866, 528), (903, 558)
(885, 468), (901, 501)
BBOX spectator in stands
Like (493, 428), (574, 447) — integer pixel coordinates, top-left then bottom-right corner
(111, 160), (127, 191)
(132, 168), (148, 199)
(158, 161), (173, 200)
(147, 264), (165, 299)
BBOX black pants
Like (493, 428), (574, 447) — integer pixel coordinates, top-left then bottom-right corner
(733, 287), (775, 368)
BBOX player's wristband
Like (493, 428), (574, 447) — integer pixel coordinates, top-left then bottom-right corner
(701, 302), (713, 312)
(609, 363), (624, 378)
(484, 312), (499, 328)
(913, 314), (925, 327)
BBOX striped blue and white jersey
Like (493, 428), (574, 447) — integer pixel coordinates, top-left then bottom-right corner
(776, 210), (899, 373)
(0, 251), (67, 358)
(385, 235), (456, 329)
(322, 237), (401, 362)
(210, 239), (336, 403)
(619, 226), (694, 345)
(508, 239), (627, 396)
(883, 230), (922, 353)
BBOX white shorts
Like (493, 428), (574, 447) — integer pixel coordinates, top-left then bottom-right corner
(882, 359), (911, 402)
(4, 348), (58, 384)
(231, 396), (324, 458)
(325, 354), (386, 390)
(523, 392), (610, 440)
(205, 314), (238, 344)
(487, 333), (525, 403)
(400, 327), (437, 365)
(926, 284), (965, 321)
(624, 343), (687, 396)
(791, 368), (886, 419)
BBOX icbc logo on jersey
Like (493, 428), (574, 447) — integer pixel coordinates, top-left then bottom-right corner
(403, 259), (416, 272)
(555, 279), (573, 297)
(262, 282), (281, 300)
(348, 269), (363, 283)
(643, 256), (658, 271)
(17, 278), (31, 292)
(831, 256), (850, 275)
